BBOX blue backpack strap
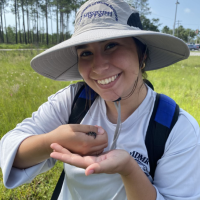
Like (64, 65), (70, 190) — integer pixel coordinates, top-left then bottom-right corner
(68, 83), (97, 124)
(51, 83), (97, 200)
(145, 93), (179, 179)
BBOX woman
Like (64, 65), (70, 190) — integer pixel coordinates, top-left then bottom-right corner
(1, 0), (200, 199)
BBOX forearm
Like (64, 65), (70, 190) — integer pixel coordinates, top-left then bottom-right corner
(13, 133), (52, 169)
(13, 124), (107, 169)
(121, 158), (156, 200)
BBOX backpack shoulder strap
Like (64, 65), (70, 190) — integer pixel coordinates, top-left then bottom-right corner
(51, 83), (97, 200)
(145, 93), (179, 179)
(143, 79), (154, 91)
(68, 83), (97, 124)
(51, 169), (65, 200)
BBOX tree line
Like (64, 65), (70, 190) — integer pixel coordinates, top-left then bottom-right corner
(0, 0), (199, 46)
(162, 25), (199, 44)
(0, 0), (86, 45)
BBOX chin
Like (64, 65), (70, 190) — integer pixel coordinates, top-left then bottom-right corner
(100, 93), (121, 102)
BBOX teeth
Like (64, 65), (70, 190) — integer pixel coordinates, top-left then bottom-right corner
(97, 74), (119, 85)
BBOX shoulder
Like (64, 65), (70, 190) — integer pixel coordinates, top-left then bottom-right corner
(146, 87), (200, 153)
(147, 86), (199, 140)
(165, 107), (200, 154)
(179, 108), (199, 138)
(48, 82), (84, 102)
(27, 82), (85, 127)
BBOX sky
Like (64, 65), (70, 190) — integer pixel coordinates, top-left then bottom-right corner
(146, 0), (200, 31)
(4, 0), (200, 34)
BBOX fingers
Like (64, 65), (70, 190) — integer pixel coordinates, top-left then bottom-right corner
(50, 143), (70, 154)
(74, 125), (108, 148)
(50, 143), (78, 162)
(50, 144), (131, 176)
(85, 163), (100, 176)
(69, 124), (97, 134)
(85, 150), (133, 176)
(50, 143), (108, 174)
(95, 126), (105, 135)
(85, 160), (114, 176)
(69, 124), (105, 136)
(50, 143), (97, 168)
(52, 124), (108, 156)
(88, 143), (107, 156)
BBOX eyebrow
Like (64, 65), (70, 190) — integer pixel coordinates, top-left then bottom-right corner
(76, 44), (88, 50)
(76, 40), (108, 50)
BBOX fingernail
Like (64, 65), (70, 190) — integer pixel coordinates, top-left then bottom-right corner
(87, 169), (94, 176)
(98, 127), (104, 134)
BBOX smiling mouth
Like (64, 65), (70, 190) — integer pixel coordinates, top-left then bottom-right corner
(97, 74), (120, 85)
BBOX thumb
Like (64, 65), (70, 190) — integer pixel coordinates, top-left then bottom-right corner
(94, 125), (105, 135)
(85, 163), (102, 176)
(85, 157), (112, 176)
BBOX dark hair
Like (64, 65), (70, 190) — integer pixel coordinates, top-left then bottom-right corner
(133, 37), (149, 79)
(84, 83), (98, 108)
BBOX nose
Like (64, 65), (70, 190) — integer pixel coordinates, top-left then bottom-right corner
(92, 53), (109, 74)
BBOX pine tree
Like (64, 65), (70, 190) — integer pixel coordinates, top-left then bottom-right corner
(0, 1), (4, 42)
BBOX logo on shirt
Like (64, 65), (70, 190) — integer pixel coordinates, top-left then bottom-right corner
(130, 151), (152, 181)
(130, 151), (149, 165)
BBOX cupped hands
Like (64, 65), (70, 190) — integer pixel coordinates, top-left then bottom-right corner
(50, 143), (133, 177)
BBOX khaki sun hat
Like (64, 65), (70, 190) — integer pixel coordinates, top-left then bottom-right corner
(31, 0), (190, 81)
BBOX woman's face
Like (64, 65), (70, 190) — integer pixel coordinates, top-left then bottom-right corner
(77, 37), (142, 101)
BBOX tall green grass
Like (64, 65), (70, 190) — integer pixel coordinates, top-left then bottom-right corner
(0, 51), (76, 136)
(0, 51), (200, 199)
(0, 51), (73, 199)
(0, 43), (51, 49)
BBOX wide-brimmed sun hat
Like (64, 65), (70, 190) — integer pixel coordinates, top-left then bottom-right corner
(31, 0), (189, 81)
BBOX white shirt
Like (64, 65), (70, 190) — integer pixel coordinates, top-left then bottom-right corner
(1, 83), (200, 200)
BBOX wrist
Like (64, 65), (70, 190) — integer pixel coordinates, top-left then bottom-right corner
(42, 132), (54, 156)
(120, 155), (137, 177)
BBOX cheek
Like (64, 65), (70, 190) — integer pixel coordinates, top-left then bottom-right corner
(78, 61), (90, 79)
(78, 66), (84, 78)
(111, 50), (139, 72)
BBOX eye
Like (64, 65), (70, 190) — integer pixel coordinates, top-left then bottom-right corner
(105, 43), (118, 50)
(80, 51), (92, 57)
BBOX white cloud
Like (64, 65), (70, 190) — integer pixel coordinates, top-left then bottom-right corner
(184, 8), (191, 13)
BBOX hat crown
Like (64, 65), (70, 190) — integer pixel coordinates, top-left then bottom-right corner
(73, 0), (140, 36)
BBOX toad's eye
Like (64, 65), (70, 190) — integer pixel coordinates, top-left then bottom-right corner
(105, 43), (118, 50)
(80, 51), (92, 57)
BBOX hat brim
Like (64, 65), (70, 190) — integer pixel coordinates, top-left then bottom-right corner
(31, 28), (190, 81)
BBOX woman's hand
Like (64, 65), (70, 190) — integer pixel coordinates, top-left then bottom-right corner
(45, 124), (108, 156)
(50, 143), (133, 176)
(50, 143), (157, 200)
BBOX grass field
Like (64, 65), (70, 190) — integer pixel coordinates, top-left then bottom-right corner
(0, 51), (200, 199)
(0, 43), (50, 49)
